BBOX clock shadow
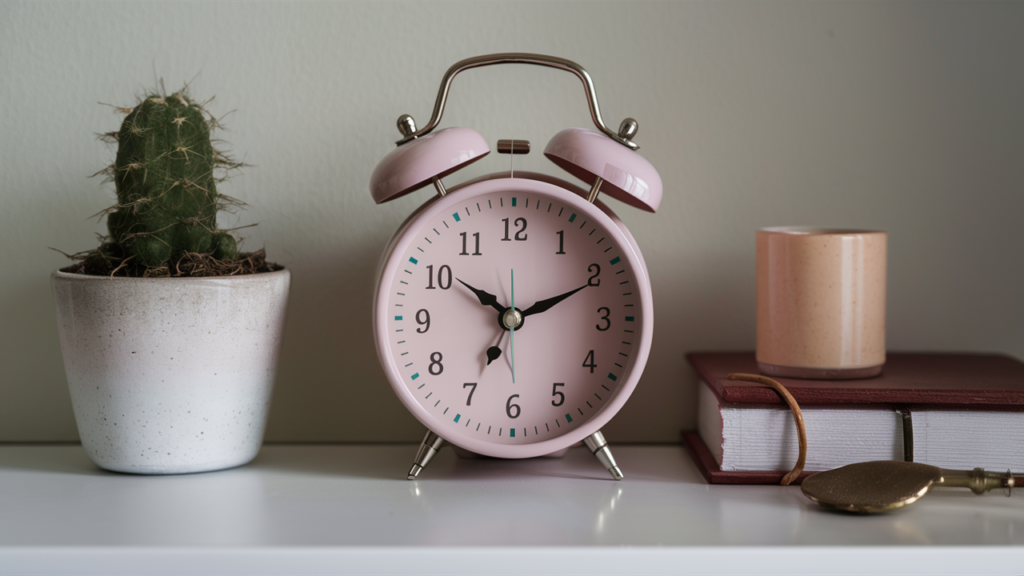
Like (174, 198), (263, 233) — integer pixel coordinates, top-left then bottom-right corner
(443, 445), (617, 482)
(251, 445), (668, 483)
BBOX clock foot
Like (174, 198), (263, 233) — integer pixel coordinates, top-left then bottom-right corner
(407, 430), (446, 480)
(584, 430), (624, 481)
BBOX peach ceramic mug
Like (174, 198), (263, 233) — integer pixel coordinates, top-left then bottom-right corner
(756, 227), (887, 379)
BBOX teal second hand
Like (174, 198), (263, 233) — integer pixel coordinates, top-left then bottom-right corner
(510, 269), (515, 384)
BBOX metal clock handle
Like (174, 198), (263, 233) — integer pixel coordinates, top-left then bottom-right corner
(394, 53), (640, 150)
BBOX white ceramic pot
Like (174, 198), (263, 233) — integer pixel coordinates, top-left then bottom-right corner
(51, 269), (290, 474)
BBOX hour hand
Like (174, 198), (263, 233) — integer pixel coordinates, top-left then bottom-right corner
(521, 284), (588, 317)
(456, 278), (506, 313)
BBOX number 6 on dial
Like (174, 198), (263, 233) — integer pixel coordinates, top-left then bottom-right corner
(369, 53), (661, 481)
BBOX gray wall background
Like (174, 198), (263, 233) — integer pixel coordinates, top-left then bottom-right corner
(2, 1), (1022, 443)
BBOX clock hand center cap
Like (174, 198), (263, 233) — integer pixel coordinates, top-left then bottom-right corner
(501, 308), (523, 330)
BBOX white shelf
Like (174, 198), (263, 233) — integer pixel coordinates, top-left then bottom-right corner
(2, 444), (1022, 575)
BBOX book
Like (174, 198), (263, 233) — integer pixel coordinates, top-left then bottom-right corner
(685, 352), (1024, 485)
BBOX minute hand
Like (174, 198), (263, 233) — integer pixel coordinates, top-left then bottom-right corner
(521, 285), (588, 318)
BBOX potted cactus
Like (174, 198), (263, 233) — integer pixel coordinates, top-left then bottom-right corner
(52, 87), (290, 474)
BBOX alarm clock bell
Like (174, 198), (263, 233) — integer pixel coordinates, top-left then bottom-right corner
(369, 54), (662, 481)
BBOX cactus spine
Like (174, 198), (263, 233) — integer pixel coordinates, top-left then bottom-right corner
(106, 91), (237, 268)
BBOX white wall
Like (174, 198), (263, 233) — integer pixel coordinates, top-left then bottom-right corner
(2, 1), (1022, 442)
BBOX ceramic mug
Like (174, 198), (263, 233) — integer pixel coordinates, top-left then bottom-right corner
(756, 227), (886, 379)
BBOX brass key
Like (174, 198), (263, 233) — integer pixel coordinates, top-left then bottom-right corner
(801, 460), (1016, 513)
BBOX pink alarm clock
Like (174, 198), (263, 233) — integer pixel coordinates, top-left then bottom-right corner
(370, 54), (662, 480)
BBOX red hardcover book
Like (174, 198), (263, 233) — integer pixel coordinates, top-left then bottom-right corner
(684, 352), (1024, 485)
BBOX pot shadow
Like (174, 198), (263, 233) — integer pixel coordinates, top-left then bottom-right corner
(0, 443), (109, 476)
(1, 277), (80, 445)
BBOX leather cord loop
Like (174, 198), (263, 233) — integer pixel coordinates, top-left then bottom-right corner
(726, 373), (807, 486)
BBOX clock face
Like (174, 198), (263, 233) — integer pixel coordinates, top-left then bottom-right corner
(375, 177), (651, 458)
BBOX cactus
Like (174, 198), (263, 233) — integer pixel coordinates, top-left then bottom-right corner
(105, 90), (238, 268)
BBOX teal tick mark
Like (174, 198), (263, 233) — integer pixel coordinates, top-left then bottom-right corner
(454, 414), (461, 423)
(568, 213), (576, 223)
(512, 197), (517, 207)
(395, 316), (403, 321)
(625, 316), (634, 322)
(510, 428), (516, 437)
(608, 373), (618, 381)
(610, 256), (621, 265)
(411, 373), (420, 381)
(409, 257), (418, 265)
(453, 212), (461, 222)
(565, 413), (573, 423)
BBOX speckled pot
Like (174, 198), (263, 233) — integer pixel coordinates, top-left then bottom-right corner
(51, 268), (290, 474)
